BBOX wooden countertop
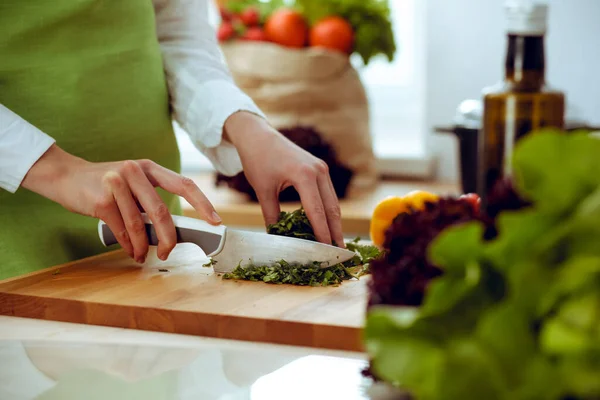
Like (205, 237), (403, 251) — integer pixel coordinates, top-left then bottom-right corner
(183, 173), (460, 234)
(0, 316), (361, 358)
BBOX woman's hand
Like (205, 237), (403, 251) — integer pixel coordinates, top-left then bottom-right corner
(224, 112), (344, 247)
(22, 144), (220, 263)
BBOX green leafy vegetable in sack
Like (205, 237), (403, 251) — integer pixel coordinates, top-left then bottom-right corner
(363, 129), (600, 400)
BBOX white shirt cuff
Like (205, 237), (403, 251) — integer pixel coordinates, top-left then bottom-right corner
(0, 107), (56, 193)
(185, 80), (267, 177)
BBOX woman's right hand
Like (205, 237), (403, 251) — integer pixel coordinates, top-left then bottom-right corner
(22, 144), (221, 263)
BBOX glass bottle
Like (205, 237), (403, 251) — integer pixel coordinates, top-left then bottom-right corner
(477, 1), (565, 206)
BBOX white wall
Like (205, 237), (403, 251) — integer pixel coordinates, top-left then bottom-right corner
(425, 0), (600, 182)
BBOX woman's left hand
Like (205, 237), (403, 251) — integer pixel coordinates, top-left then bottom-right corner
(223, 112), (344, 247)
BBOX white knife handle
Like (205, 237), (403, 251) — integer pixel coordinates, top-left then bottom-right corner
(98, 213), (227, 257)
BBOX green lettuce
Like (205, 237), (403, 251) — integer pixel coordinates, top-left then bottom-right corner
(364, 129), (600, 400)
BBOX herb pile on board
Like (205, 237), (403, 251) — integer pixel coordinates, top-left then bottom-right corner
(363, 130), (600, 400)
(222, 209), (382, 286)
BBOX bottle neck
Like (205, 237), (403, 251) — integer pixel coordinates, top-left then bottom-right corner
(504, 34), (546, 91)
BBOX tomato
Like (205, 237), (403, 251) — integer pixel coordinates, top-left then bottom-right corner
(239, 7), (260, 26)
(217, 21), (235, 42)
(264, 9), (308, 48)
(459, 193), (481, 214)
(219, 6), (232, 22)
(241, 26), (268, 41)
(309, 16), (354, 54)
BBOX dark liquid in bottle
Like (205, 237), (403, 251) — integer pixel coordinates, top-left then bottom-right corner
(478, 35), (565, 205)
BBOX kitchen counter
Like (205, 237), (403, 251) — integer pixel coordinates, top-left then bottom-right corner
(0, 316), (404, 400)
(182, 173), (460, 235)
(0, 244), (372, 352)
(0, 174), (453, 399)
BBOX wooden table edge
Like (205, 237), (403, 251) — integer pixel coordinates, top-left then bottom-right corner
(0, 292), (366, 353)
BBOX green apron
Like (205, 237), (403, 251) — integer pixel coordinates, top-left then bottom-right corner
(0, 0), (182, 280)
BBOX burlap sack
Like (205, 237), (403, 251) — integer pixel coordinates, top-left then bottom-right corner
(220, 41), (378, 196)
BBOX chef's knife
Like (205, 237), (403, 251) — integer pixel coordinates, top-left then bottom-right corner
(97, 213), (356, 273)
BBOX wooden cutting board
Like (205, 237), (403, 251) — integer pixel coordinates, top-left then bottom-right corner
(0, 244), (370, 352)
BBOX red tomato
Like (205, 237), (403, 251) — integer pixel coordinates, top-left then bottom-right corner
(460, 193), (481, 214)
(241, 26), (268, 41)
(264, 9), (308, 48)
(219, 6), (232, 22)
(217, 22), (235, 42)
(239, 7), (260, 26)
(309, 16), (354, 54)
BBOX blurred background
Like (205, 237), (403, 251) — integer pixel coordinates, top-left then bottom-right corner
(176, 0), (600, 183)
(171, 0), (600, 238)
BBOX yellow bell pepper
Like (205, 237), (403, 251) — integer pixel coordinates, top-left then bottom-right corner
(369, 191), (440, 247)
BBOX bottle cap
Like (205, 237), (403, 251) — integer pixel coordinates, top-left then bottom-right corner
(505, 1), (548, 35)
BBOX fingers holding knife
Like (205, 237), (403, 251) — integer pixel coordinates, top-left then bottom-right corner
(94, 159), (221, 263)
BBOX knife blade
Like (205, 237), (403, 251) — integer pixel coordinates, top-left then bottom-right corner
(97, 213), (356, 273)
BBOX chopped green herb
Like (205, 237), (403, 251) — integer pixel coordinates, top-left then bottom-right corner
(203, 259), (217, 268)
(222, 210), (383, 286)
(223, 260), (353, 286)
(266, 208), (317, 241)
(346, 238), (381, 267)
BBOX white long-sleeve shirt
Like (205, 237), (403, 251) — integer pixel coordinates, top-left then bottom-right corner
(0, 0), (264, 194)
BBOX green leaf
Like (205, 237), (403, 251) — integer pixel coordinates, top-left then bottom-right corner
(421, 268), (505, 333)
(365, 307), (510, 400)
(370, 336), (444, 400)
(419, 270), (476, 316)
(540, 291), (600, 356)
(511, 356), (563, 400)
(558, 355), (600, 398)
(484, 208), (558, 271)
(427, 221), (485, 273)
(561, 187), (600, 258)
(420, 259), (506, 320)
(541, 318), (594, 356)
(539, 256), (600, 316)
(435, 339), (507, 400)
(364, 307), (444, 399)
(363, 305), (420, 339)
(475, 302), (537, 387)
(345, 238), (382, 264)
(512, 130), (600, 215)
